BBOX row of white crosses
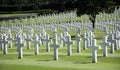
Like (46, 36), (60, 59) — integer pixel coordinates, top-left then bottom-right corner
(2, 11), (77, 26)
(0, 22), (119, 63)
(100, 31), (120, 57)
(96, 9), (120, 32)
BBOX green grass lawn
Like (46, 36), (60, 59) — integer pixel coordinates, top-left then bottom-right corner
(0, 46), (120, 70)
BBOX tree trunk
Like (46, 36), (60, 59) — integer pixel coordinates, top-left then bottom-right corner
(89, 14), (96, 30)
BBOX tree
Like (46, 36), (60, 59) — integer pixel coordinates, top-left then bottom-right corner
(76, 0), (116, 29)
(31, 0), (118, 29)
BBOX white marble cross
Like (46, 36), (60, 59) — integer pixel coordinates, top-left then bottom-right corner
(76, 27), (81, 34)
(76, 33), (81, 52)
(25, 34), (31, 49)
(108, 33), (115, 53)
(32, 34), (39, 55)
(88, 30), (95, 46)
(89, 39), (100, 63)
(64, 34), (73, 56)
(114, 31), (120, 50)
(38, 33), (42, 46)
(3, 34), (8, 54)
(42, 34), (51, 52)
(103, 26), (109, 36)
(0, 34), (4, 50)
(7, 34), (12, 48)
(82, 32), (88, 50)
(16, 36), (24, 59)
(100, 36), (110, 57)
(59, 33), (65, 47)
(51, 32), (61, 60)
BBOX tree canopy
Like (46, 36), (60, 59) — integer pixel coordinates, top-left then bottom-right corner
(76, 0), (117, 29)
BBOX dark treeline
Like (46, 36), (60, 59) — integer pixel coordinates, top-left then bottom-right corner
(0, 0), (119, 12)
(0, 0), (119, 29)
(0, 0), (77, 12)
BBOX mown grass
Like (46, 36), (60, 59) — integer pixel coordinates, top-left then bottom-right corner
(0, 48), (120, 70)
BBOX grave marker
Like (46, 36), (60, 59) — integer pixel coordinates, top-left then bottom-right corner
(59, 33), (66, 47)
(38, 33), (42, 46)
(114, 31), (120, 50)
(32, 34), (39, 55)
(51, 28), (61, 60)
(16, 36), (24, 59)
(3, 34), (8, 54)
(76, 33), (81, 52)
(100, 36), (110, 57)
(108, 33), (115, 53)
(42, 34), (51, 52)
(7, 34), (12, 48)
(0, 34), (4, 50)
(82, 32), (88, 50)
(65, 34), (73, 56)
(89, 39), (100, 63)
(25, 34), (31, 49)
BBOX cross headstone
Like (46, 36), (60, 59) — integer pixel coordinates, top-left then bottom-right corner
(32, 34), (39, 55)
(3, 34), (8, 54)
(103, 26), (109, 36)
(59, 33), (65, 47)
(114, 31), (120, 50)
(38, 33), (42, 46)
(76, 33), (81, 52)
(64, 34), (73, 56)
(25, 34), (31, 49)
(7, 34), (12, 48)
(76, 27), (81, 34)
(108, 33), (115, 53)
(86, 31), (91, 47)
(51, 29), (61, 60)
(88, 30), (95, 46)
(16, 36), (24, 59)
(100, 36), (110, 57)
(82, 32), (88, 50)
(0, 34), (4, 50)
(42, 34), (51, 52)
(89, 39), (100, 63)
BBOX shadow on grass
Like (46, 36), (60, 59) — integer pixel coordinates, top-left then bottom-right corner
(73, 62), (92, 64)
(1, 57), (18, 60)
(87, 56), (103, 58)
(23, 54), (34, 56)
(36, 59), (53, 61)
